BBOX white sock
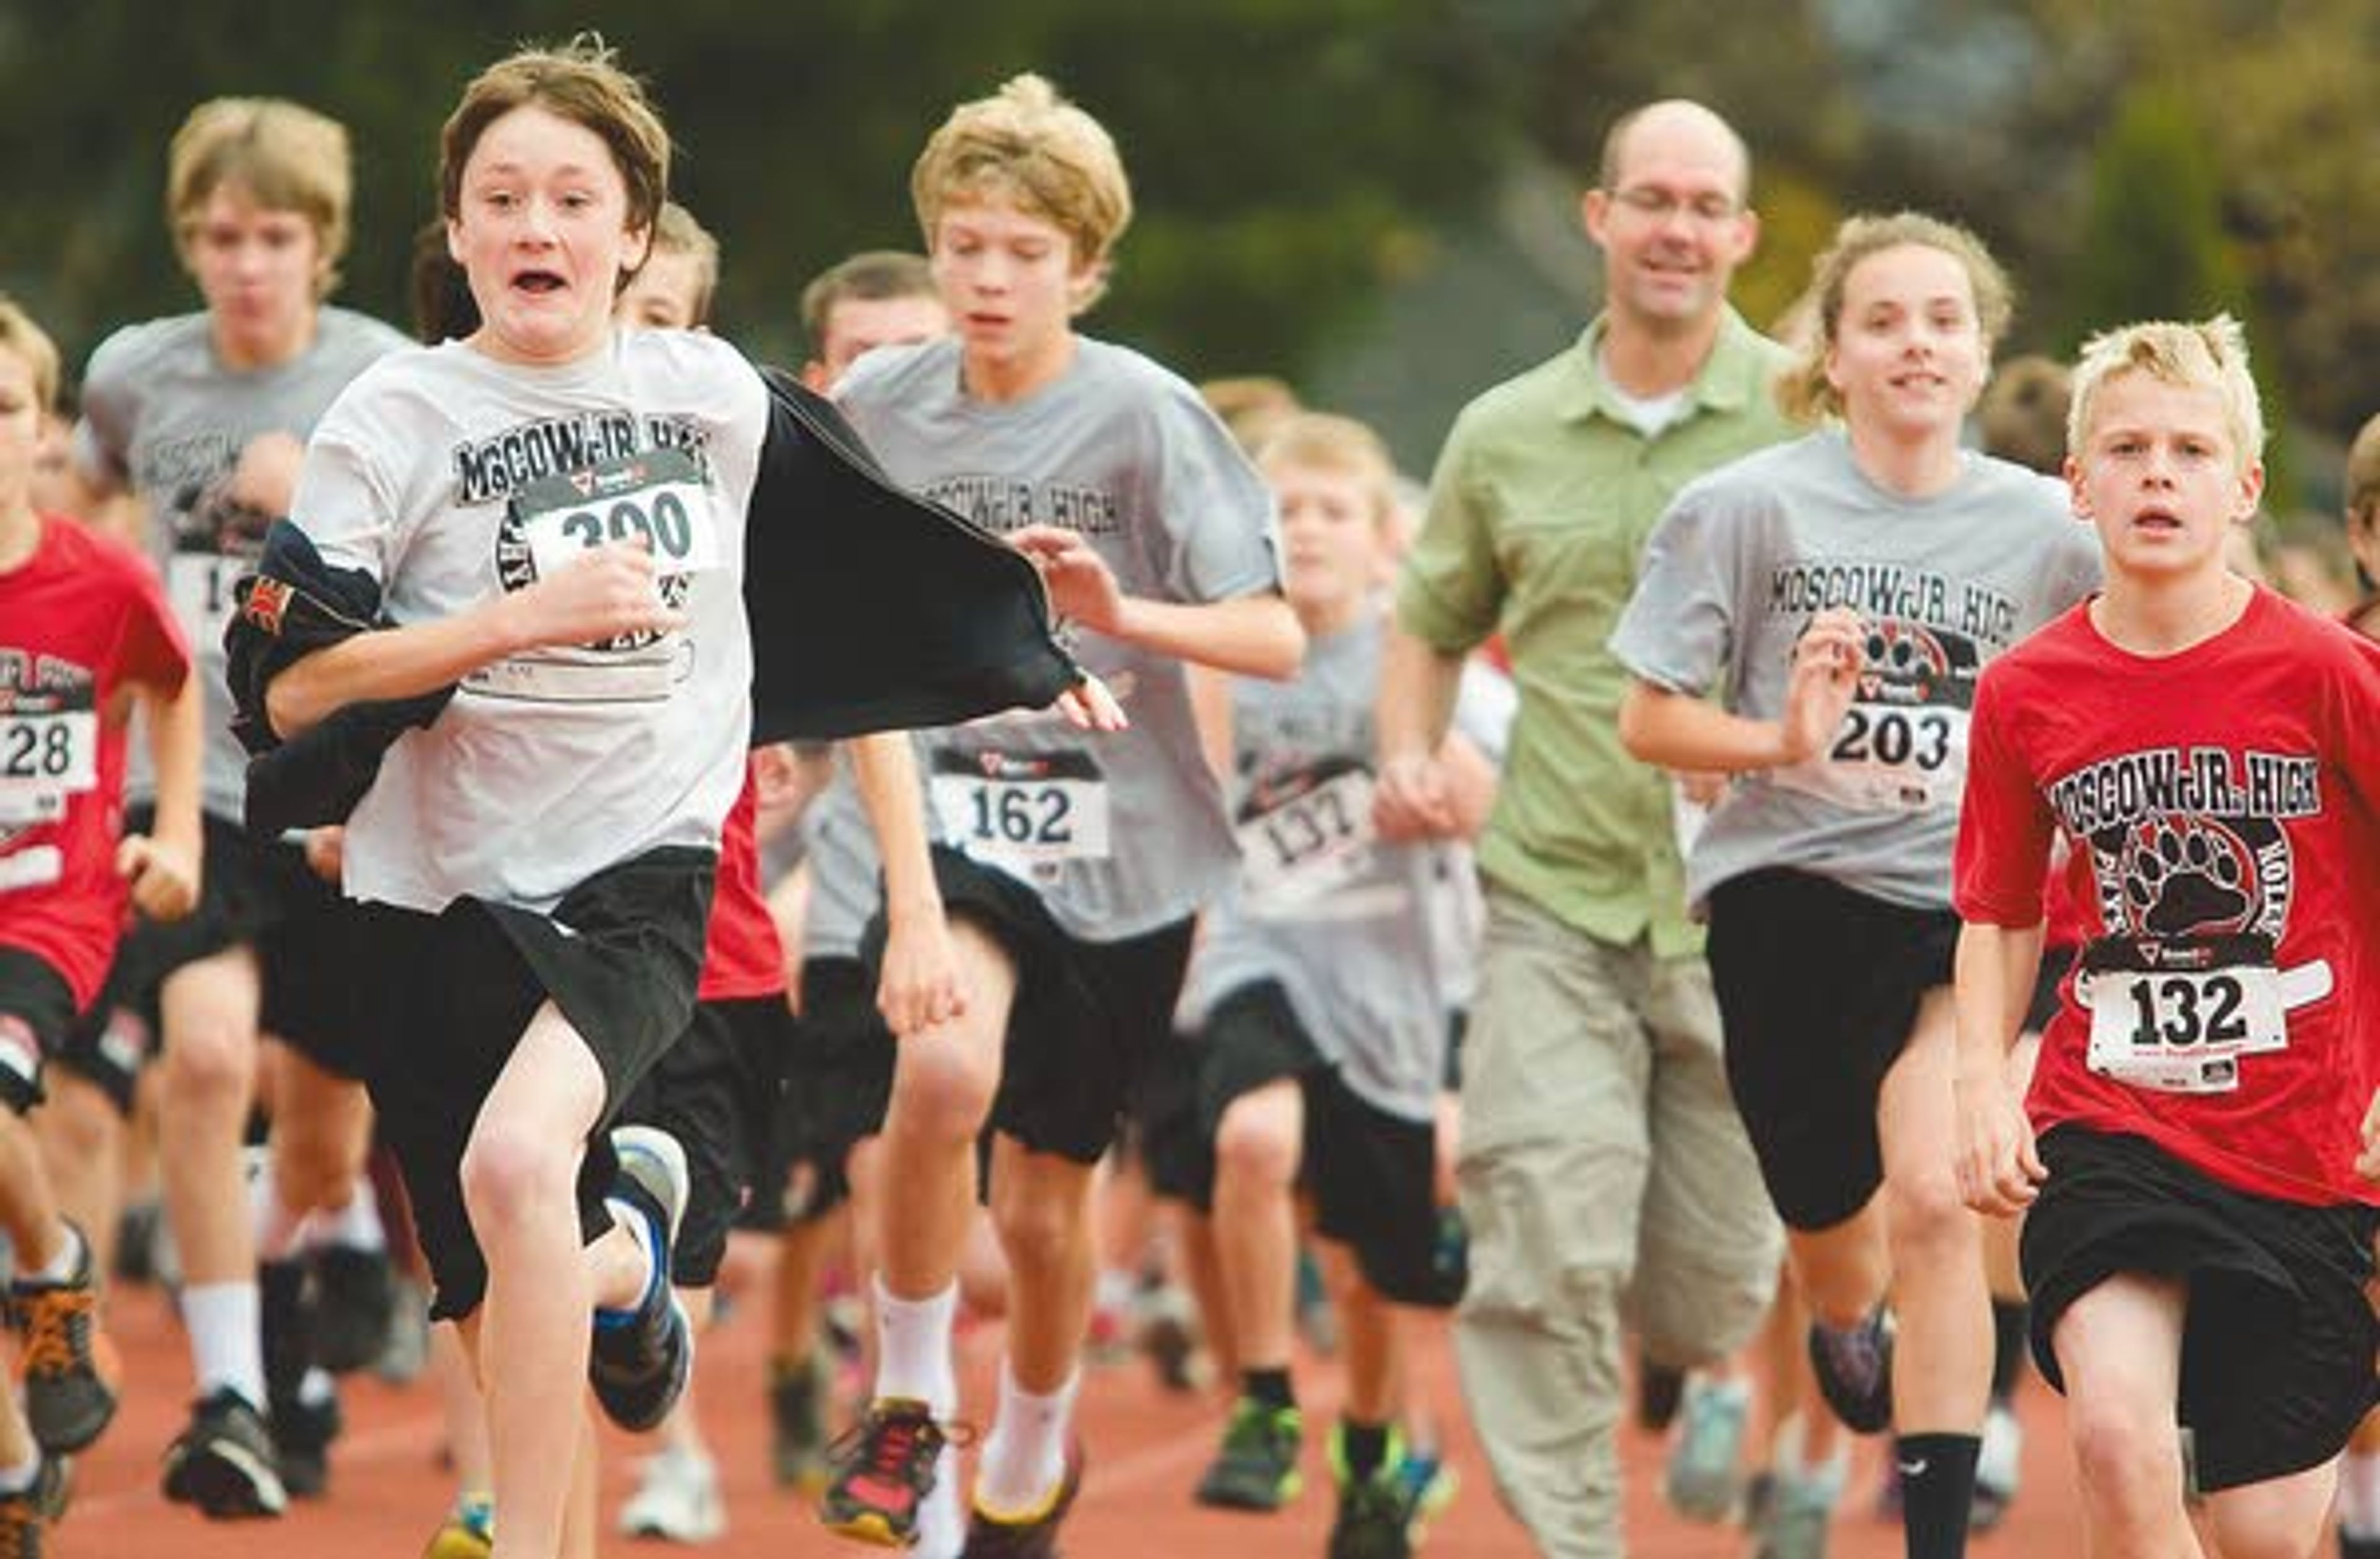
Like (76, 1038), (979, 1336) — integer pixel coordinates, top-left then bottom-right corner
(249, 1159), (311, 1264)
(2342, 1451), (2380, 1537)
(314, 1177), (387, 1252)
(29, 1221), (84, 1284)
(598, 1197), (661, 1320)
(0, 1454), (37, 1495)
(872, 1276), (958, 1416)
(183, 1281), (267, 1409)
(974, 1362), (1078, 1519)
(914, 1444), (963, 1559)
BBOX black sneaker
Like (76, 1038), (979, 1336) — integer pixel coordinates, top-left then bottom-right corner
(312, 1243), (397, 1374)
(161, 1387), (288, 1519)
(770, 1354), (829, 1493)
(1327, 1471), (1417, 1559)
(258, 1258), (314, 1418)
(270, 1384), (342, 1499)
(9, 1224), (120, 1454)
(586, 1126), (692, 1433)
(820, 1397), (950, 1547)
(1807, 1307), (1895, 1436)
(961, 1439), (1083, 1558)
(1193, 1397), (1303, 1511)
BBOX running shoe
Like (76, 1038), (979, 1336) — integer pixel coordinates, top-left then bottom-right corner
(819, 1397), (950, 1547)
(1807, 1308), (1895, 1435)
(961, 1440), (1083, 1558)
(619, 1445), (726, 1544)
(589, 1127), (694, 1432)
(1193, 1397), (1303, 1511)
(1662, 1374), (1747, 1522)
(161, 1386), (288, 1519)
(314, 1242), (399, 1374)
(770, 1353), (831, 1493)
(10, 1224), (119, 1454)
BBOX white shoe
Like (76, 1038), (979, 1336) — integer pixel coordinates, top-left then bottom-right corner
(618, 1445), (726, 1544)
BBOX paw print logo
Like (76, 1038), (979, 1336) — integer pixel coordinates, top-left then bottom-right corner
(1860, 622), (1951, 705)
(2123, 816), (2253, 938)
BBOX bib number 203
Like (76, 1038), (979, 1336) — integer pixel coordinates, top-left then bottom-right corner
(1831, 706), (1952, 769)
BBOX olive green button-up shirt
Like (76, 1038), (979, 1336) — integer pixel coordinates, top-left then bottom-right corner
(1396, 308), (1796, 956)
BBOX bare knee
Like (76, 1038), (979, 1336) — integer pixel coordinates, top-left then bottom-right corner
(992, 1179), (1087, 1275)
(1212, 1095), (1299, 1193)
(459, 1120), (576, 1240)
(2067, 1390), (2182, 1527)
(887, 1035), (999, 1146)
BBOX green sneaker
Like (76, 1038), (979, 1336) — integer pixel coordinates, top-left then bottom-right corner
(1327, 1424), (1418, 1559)
(1193, 1397), (1303, 1511)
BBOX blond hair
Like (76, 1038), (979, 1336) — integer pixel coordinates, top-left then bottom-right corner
(2068, 314), (2265, 473)
(0, 296), (60, 413)
(910, 74), (1132, 311)
(440, 34), (670, 280)
(1776, 211), (2014, 426)
(1256, 412), (1403, 534)
(648, 201), (720, 325)
(1201, 376), (1304, 456)
(168, 97), (355, 299)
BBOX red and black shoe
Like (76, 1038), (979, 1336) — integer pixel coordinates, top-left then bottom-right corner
(820, 1397), (950, 1547)
(962, 1442), (1084, 1558)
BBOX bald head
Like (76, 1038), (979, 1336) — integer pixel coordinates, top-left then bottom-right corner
(1598, 100), (1750, 205)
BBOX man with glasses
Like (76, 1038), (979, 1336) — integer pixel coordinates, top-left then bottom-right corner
(1377, 99), (1794, 1557)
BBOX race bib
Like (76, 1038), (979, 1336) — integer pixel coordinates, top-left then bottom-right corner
(1776, 702), (1969, 812)
(1237, 764), (1378, 915)
(169, 554), (242, 643)
(931, 748), (1111, 868)
(2081, 961), (2287, 1095)
(513, 447), (721, 583)
(0, 710), (99, 825)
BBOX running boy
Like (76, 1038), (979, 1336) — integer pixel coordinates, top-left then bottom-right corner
(1955, 317), (2380, 1559)
(822, 72), (1300, 1559)
(67, 94), (408, 1516)
(1610, 212), (2100, 1559)
(1181, 412), (1489, 1558)
(0, 296), (197, 1547)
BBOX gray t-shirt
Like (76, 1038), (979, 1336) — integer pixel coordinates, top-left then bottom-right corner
(1611, 428), (2100, 910)
(837, 335), (1282, 940)
(75, 306), (410, 821)
(290, 330), (764, 914)
(1187, 612), (1480, 1121)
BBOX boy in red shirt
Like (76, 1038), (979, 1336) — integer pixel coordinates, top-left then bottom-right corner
(0, 296), (198, 1546)
(1953, 315), (2380, 1558)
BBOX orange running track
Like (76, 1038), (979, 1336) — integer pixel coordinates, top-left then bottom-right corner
(55, 1270), (2121, 1559)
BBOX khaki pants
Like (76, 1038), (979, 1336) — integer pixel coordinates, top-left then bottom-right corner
(1453, 886), (1781, 1558)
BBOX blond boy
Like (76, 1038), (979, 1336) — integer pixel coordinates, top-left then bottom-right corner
(1954, 317), (2380, 1559)
(823, 73), (1300, 1558)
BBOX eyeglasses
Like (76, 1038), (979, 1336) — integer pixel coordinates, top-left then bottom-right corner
(1610, 187), (1743, 225)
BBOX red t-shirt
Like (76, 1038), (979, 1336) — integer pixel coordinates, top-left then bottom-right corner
(1955, 588), (2380, 1206)
(1, 515), (192, 1009)
(696, 762), (787, 1002)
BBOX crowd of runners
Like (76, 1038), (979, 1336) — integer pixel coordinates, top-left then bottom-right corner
(6, 31), (2380, 1559)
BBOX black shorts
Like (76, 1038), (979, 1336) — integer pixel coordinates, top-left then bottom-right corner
(1130, 1027), (1208, 1205)
(55, 809), (366, 1097)
(2022, 943), (2078, 1036)
(0, 945), (77, 1113)
(2021, 1126), (2380, 1491)
(1705, 867), (1959, 1232)
(757, 956), (896, 1227)
(342, 846), (715, 1321)
(1189, 981), (1462, 1309)
(865, 846), (1196, 1167)
(617, 992), (791, 1285)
